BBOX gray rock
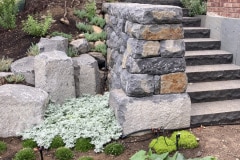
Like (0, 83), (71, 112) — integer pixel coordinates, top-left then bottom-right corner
(153, 75), (160, 95)
(34, 50), (75, 104)
(0, 84), (49, 137)
(72, 54), (101, 96)
(88, 52), (106, 69)
(10, 56), (35, 85)
(160, 40), (185, 58)
(121, 69), (154, 97)
(105, 15), (126, 34)
(70, 38), (90, 54)
(126, 56), (186, 75)
(37, 36), (68, 53)
(109, 89), (191, 135)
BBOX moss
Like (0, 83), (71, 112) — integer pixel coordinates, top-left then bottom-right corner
(22, 139), (38, 149)
(14, 148), (36, 160)
(149, 136), (176, 154)
(55, 147), (73, 160)
(50, 135), (65, 149)
(170, 130), (198, 149)
(104, 142), (124, 156)
(74, 138), (94, 152)
(0, 141), (7, 155)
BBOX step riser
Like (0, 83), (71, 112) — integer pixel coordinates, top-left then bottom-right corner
(187, 70), (240, 83)
(184, 30), (210, 38)
(185, 41), (221, 51)
(183, 19), (201, 27)
(188, 89), (240, 103)
(182, 9), (189, 17)
(186, 55), (233, 66)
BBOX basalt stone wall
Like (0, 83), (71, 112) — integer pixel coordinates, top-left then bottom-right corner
(118, 0), (182, 6)
(103, 3), (191, 135)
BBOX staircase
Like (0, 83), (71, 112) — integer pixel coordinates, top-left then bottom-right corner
(182, 10), (240, 127)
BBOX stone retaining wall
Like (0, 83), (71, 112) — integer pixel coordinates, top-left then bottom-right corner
(103, 3), (191, 135)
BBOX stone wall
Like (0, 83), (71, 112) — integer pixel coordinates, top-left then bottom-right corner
(118, 0), (182, 6)
(103, 3), (191, 135)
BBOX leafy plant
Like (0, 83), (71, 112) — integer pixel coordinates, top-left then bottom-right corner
(181, 0), (206, 16)
(85, 1), (96, 19)
(74, 10), (89, 20)
(51, 32), (72, 41)
(85, 32), (107, 42)
(50, 136), (65, 149)
(76, 23), (93, 33)
(0, 57), (13, 72)
(22, 139), (38, 149)
(27, 43), (40, 56)
(78, 156), (94, 160)
(91, 44), (107, 56)
(22, 15), (53, 37)
(149, 136), (176, 154)
(75, 138), (94, 152)
(14, 148), (36, 160)
(67, 46), (79, 57)
(0, 141), (7, 155)
(5, 74), (25, 84)
(55, 147), (73, 160)
(0, 0), (17, 29)
(104, 142), (124, 156)
(90, 16), (106, 28)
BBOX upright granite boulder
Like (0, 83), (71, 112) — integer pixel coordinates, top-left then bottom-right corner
(0, 84), (49, 137)
(34, 51), (75, 104)
(37, 36), (68, 53)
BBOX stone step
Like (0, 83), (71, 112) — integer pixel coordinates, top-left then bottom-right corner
(118, 0), (182, 6)
(185, 50), (233, 66)
(191, 99), (240, 127)
(187, 80), (240, 103)
(184, 27), (210, 38)
(182, 17), (201, 27)
(186, 64), (240, 83)
(182, 8), (189, 17)
(184, 38), (221, 51)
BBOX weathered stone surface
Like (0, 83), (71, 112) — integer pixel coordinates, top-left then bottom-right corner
(73, 54), (101, 96)
(88, 52), (106, 69)
(107, 31), (128, 51)
(127, 38), (160, 58)
(160, 40), (185, 58)
(102, 3), (182, 24)
(34, 51), (75, 104)
(105, 15), (126, 34)
(37, 36), (68, 53)
(125, 21), (184, 40)
(118, 0), (182, 6)
(121, 69), (154, 97)
(70, 38), (90, 54)
(92, 25), (103, 33)
(160, 72), (188, 94)
(0, 72), (13, 86)
(154, 75), (160, 95)
(109, 89), (191, 135)
(0, 84), (49, 137)
(10, 56), (35, 85)
(126, 56), (186, 75)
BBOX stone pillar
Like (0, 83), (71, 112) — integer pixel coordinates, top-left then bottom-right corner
(103, 3), (191, 135)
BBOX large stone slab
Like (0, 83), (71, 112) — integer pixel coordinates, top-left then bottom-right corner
(109, 89), (191, 135)
(160, 40), (185, 58)
(37, 36), (68, 53)
(10, 56), (35, 85)
(0, 84), (49, 137)
(34, 51), (75, 104)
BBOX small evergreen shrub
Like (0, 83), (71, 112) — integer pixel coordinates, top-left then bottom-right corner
(104, 142), (124, 156)
(22, 139), (38, 149)
(76, 23), (93, 33)
(90, 17), (106, 28)
(27, 43), (40, 56)
(51, 32), (72, 41)
(22, 15), (53, 37)
(149, 136), (176, 154)
(14, 148), (36, 160)
(74, 10), (88, 19)
(0, 57), (13, 72)
(0, 141), (7, 155)
(91, 44), (107, 56)
(50, 136), (65, 149)
(5, 74), (25, 84)
(85, 1), (96, 19)
(78, 156), (94, 160)
(181, 0), (206, 16)
(67, 47), (78, 57)
(0, 0), (17, 29)
(85, 32), (107, 42)
(75, 138), (94, 152)
(55, 147), (74, 160)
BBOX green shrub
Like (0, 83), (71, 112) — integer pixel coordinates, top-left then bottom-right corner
(67, 47), (78, 57)
(55, 147), (74, 160)
(170, 130), (198, 149)
(0, 0), (17, 29)
(85, 32), (107, 42)
(74, 10), (89, 20)
(181, 0), (206, 16)
(149, 136), (176, 154)
(50, 136), (65, 149)
(78, 156), (94, 160)
(74, 138), (94, 152)
(90, 17), (106, 28)
(14, 148), (36, 160)
(27, 43), (40, 56)
(5, 74), (25, 84)
(0, 57), (13, 72)
(104, 142), (124, 156)
(85, 1), (96, 19)
(22, 15), (53, 37)
(22, 139), (38, 149)
(91, 44), (107, 56)
(51, 32), (72, 41)
(76, 23), (93, 33)
(0, 141), (7, 155)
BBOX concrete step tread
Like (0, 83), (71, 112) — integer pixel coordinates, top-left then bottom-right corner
(184, 27), (210, 30)
(191, 99), (240, 116)
(185, 50), (232, 57)
(184, 38), (220, 42)
(187, 80), (240, 92)
(186, 64), (240, 73)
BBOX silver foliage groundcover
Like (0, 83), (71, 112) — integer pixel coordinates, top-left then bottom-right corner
(21, 92), (122, 152)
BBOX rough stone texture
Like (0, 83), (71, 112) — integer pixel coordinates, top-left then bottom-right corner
(118, 0), (182, 6)
(70, 38), (90, 54)
(0, 84), (49, 137)
(182, 17), (201, 27)
(88, 52), (106, 69)
(37, 36), (68, 53)
(160, 72), (188, 94)
(105, 15), (126, 34)
(0, 72), (13, 86)
(109, 89), (191, 135)
(107, 31), (128, 51)
(126, 56), (186, 75)
(160, 40), (185, 58)
(92, 25), (103, 33)
(102, 3), (182, 24)
(34, 51), (75, 104)
(72, 54), (101, 96)
(154, 75), (160, 95)
(125, 21), (184, 40)
(10, 56), (35, 85)
(121, 69), (154, 97)
(184, 27), (210, 38)
(184, 38), (221, 51)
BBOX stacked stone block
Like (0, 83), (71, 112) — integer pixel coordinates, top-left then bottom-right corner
(103, 3), (191, 135)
